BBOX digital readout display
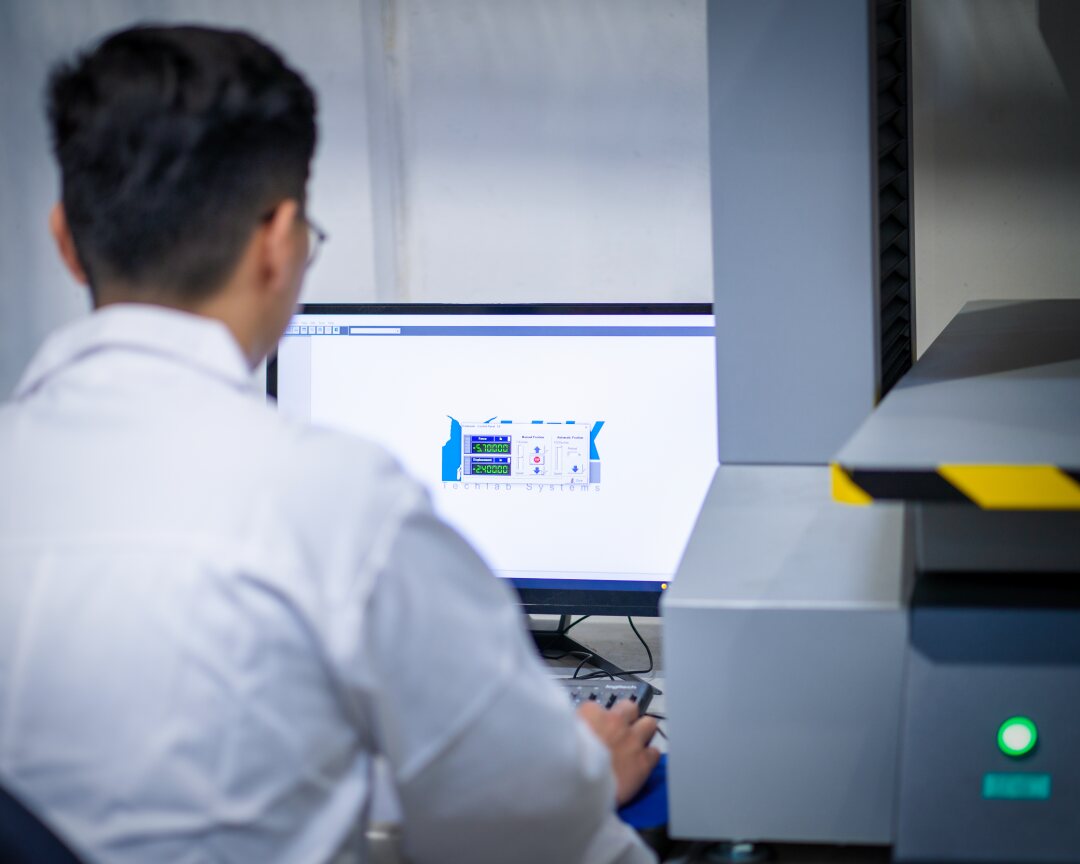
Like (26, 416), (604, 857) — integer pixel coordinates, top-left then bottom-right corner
(472, 464), (510, 475)
(472, 442), (510, 453)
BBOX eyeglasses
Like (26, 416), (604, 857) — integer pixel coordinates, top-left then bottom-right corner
(304, 217), (328, 269)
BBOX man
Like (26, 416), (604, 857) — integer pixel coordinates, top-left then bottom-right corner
(0, 25), (659, 864)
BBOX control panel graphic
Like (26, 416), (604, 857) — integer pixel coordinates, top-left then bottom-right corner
(442, 418), (604, 484)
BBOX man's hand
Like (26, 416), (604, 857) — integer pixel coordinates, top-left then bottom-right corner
(577, 699), (661, 806)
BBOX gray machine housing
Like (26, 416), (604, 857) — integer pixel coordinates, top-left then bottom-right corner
(838, 300), (1080, 863)
(664, 0), (915, 847)
(664, 467), (909, 843)
(895, 538), (1080, 863)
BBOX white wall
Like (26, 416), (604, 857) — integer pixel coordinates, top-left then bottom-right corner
(380, 0), (711, 303)
(0, 0), (710, 399)
(911, 0), (1080, 355)
(5, 0), (1080, 393)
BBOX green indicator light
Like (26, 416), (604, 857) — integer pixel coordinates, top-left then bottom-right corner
(998, 716), (1038, 758)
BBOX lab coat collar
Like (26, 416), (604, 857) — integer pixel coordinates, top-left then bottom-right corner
(14, 303), (257, 398)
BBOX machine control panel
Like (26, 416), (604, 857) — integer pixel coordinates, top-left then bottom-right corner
(895, 599), (1080, 863)
(462, 423), (592, 485)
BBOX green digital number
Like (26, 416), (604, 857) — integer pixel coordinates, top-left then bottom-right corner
(472, 442), (510, 453)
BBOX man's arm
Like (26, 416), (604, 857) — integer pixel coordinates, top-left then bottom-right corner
(356, 504), (658, 864)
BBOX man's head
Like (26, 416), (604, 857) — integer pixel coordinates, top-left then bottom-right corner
(46, 25), (318, 364)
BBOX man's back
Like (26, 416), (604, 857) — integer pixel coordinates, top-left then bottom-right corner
(2, 24), (658, 864)
(0, 306), (410, 861)
(0, 305), (654, 864)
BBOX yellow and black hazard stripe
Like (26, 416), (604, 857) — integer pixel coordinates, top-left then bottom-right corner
(831, 464), (1080, 510)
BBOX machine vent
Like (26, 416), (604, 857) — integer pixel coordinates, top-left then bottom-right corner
(876, 0), (914, 398)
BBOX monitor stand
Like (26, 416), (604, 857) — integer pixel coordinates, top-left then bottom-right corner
(530, 615), (660, 696)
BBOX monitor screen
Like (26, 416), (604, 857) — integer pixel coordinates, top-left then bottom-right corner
(269, 304), (718, 615)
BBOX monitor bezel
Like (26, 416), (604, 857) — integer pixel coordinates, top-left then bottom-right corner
(268, 301), (714, 618)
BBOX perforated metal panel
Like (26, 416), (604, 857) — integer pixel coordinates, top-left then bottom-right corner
(876, 0), (915, 396)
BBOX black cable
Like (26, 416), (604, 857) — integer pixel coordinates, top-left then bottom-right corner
(573, 652), (615, 680)
(571, 653), (593, 678)
(543, 648), (615, 680)
(574, 616), (654, 680)
(550, 648), (597, 665)
(626, 616), (653, 675)
(560, 614), (591, 635)
(644, 712), (668, 740)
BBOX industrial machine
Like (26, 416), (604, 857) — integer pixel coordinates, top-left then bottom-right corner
(667, 300), (1080, 860)
(835, 299), (1080, 863)
(664, 1), (1080, 861)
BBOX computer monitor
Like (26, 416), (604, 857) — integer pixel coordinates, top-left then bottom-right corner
(268, 303), (717, 617)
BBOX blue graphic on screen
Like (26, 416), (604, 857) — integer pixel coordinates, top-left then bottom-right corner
(442, 417), (603, 484)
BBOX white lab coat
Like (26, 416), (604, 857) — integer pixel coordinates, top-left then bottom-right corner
(0, 304), (655, 864)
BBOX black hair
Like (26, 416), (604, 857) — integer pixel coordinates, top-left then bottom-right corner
(46, 25), (317, 301)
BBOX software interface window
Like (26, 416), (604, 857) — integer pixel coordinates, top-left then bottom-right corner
(274, 310), (718, 592)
